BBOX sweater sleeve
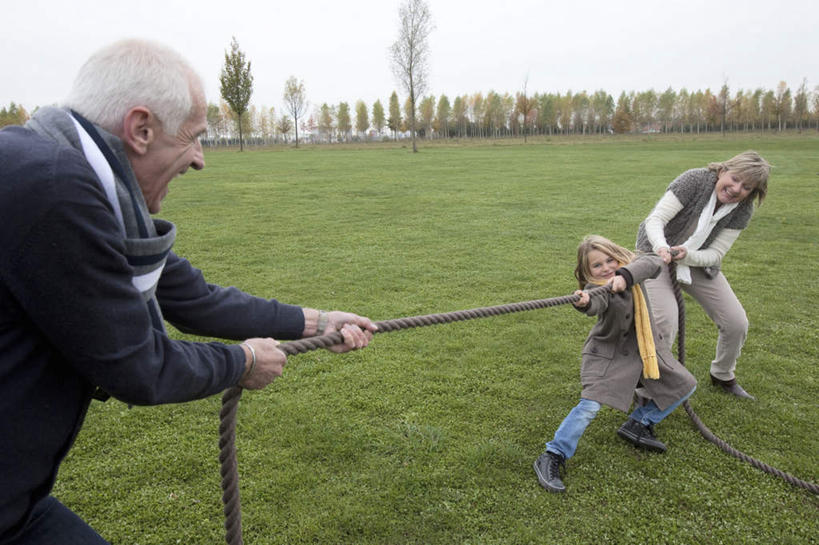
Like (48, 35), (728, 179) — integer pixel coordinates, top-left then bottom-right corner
(579, 283), (610, 317)
(643, 191), (683, 252)
(681, 228), (741, 267)
(621, 254), (664, 285)
(3, 148), (245, 405)
(157, 252), (305, 341)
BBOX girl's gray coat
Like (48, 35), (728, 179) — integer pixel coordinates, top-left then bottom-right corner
(578, 254), (697, 412)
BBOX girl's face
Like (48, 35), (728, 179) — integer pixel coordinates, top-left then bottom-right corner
(715, 169), (755, 204)
(587, 249), (620, 282)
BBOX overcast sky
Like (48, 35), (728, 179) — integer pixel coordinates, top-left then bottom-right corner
(3, 0), (816, 115)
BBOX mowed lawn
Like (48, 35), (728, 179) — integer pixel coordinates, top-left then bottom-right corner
(54, 135), (818, 544)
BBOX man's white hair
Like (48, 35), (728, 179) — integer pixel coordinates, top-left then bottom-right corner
(64, 39), (203, 136)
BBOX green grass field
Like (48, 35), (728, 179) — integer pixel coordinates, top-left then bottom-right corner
(54, 134), (818, 544)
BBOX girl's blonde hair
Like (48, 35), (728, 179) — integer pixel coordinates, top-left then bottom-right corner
(707, 150), (771, 206)
(574, 235), (635, 289)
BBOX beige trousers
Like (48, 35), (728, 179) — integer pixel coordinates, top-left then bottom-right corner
(643, 265), (748, 381)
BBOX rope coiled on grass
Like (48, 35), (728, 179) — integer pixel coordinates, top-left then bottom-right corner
(668, 263), (819, 495)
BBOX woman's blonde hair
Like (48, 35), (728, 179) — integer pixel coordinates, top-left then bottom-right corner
(707, 150), (771, 206)
(574, 235), (635, 288)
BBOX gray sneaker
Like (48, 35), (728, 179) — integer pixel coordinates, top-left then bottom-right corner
(533, 451), (566, 493)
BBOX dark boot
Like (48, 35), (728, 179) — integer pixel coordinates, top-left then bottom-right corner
(710, 374), (755, 400)
(617, 419), (667, 453)
(533, 451), (566, 493)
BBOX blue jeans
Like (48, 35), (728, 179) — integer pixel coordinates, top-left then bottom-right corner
(4, 496), (109, 545)
(546, 398), (601, 459)
(545, 386), (696, 460)
(630, 386), (696, 426)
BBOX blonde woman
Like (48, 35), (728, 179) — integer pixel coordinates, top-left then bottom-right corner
(636, 151), (771, 400)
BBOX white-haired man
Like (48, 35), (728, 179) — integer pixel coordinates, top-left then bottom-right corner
(0, 39), (375, 544)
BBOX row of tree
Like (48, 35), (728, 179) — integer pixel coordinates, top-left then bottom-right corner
(200, 80), (819, 146)
(3, 81), (817, 140)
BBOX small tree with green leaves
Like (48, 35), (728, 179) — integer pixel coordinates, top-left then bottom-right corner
(612, 92), (633, 134)
(219, 37), (253, 151)
(337, 102), (351, 142)
(435, 94), (450, 138)
(372, 100), (386, 138)
(355, 100), (370, 139)
(275, 116), (293, 143)
(514, 77), (535, 142)
(319, 103), (334, 143)
(388, 91), (402, 140)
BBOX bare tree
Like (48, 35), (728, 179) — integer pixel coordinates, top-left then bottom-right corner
(283, 76), (308, 147)
(390, 0), (434, 153)
(219, 37), (253, 151)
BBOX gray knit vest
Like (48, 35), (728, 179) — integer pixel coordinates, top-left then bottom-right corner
(636, 168), (753, 253)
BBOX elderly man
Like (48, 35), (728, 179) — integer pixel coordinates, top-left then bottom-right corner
(0, 39), (375, 544)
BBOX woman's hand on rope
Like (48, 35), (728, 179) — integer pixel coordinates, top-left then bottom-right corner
(238, 338), (287, 390)
(669, 246), (687, 261)
(659, 246), (687, 264)
(322, 311), (377, 353)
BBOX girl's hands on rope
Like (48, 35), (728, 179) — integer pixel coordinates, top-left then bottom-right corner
(238, 338), (286, 390)
(320, 311), (377, 353)
(574, 275), (627, 307)
(658, 246), (687, 264)
(607, 275), (627, 293)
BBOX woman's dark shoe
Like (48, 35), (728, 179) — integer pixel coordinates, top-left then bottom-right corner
(617, 419), (667, 453)
(710, 374), (755, 400)
(533, 451), (566, 493)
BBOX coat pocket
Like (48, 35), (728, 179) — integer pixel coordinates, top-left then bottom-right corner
(581, 341), (616, 378)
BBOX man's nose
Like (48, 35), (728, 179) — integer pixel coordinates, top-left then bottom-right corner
(191, 141), (205, 170)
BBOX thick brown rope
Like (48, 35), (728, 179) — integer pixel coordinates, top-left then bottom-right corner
(219, 278), (818, 544)
(219, 387), (244, 545)
(217, 287), (608, 544)
(669, 263), (819, 494)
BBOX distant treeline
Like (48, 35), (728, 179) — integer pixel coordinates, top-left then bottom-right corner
(5, 81), (817, 143)
(203, 81), (819, 145)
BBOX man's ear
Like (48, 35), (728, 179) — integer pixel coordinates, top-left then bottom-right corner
(121, 107), (156, 156)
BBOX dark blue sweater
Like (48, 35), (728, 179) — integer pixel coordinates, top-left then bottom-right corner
(0, 124), (305, 541)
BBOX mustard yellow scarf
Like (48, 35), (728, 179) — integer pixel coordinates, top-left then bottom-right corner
(631, 285), (660, 379)
(592, 275), (660, 380)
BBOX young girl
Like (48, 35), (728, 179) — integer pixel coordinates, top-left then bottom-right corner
(533, 235), (697, 493)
